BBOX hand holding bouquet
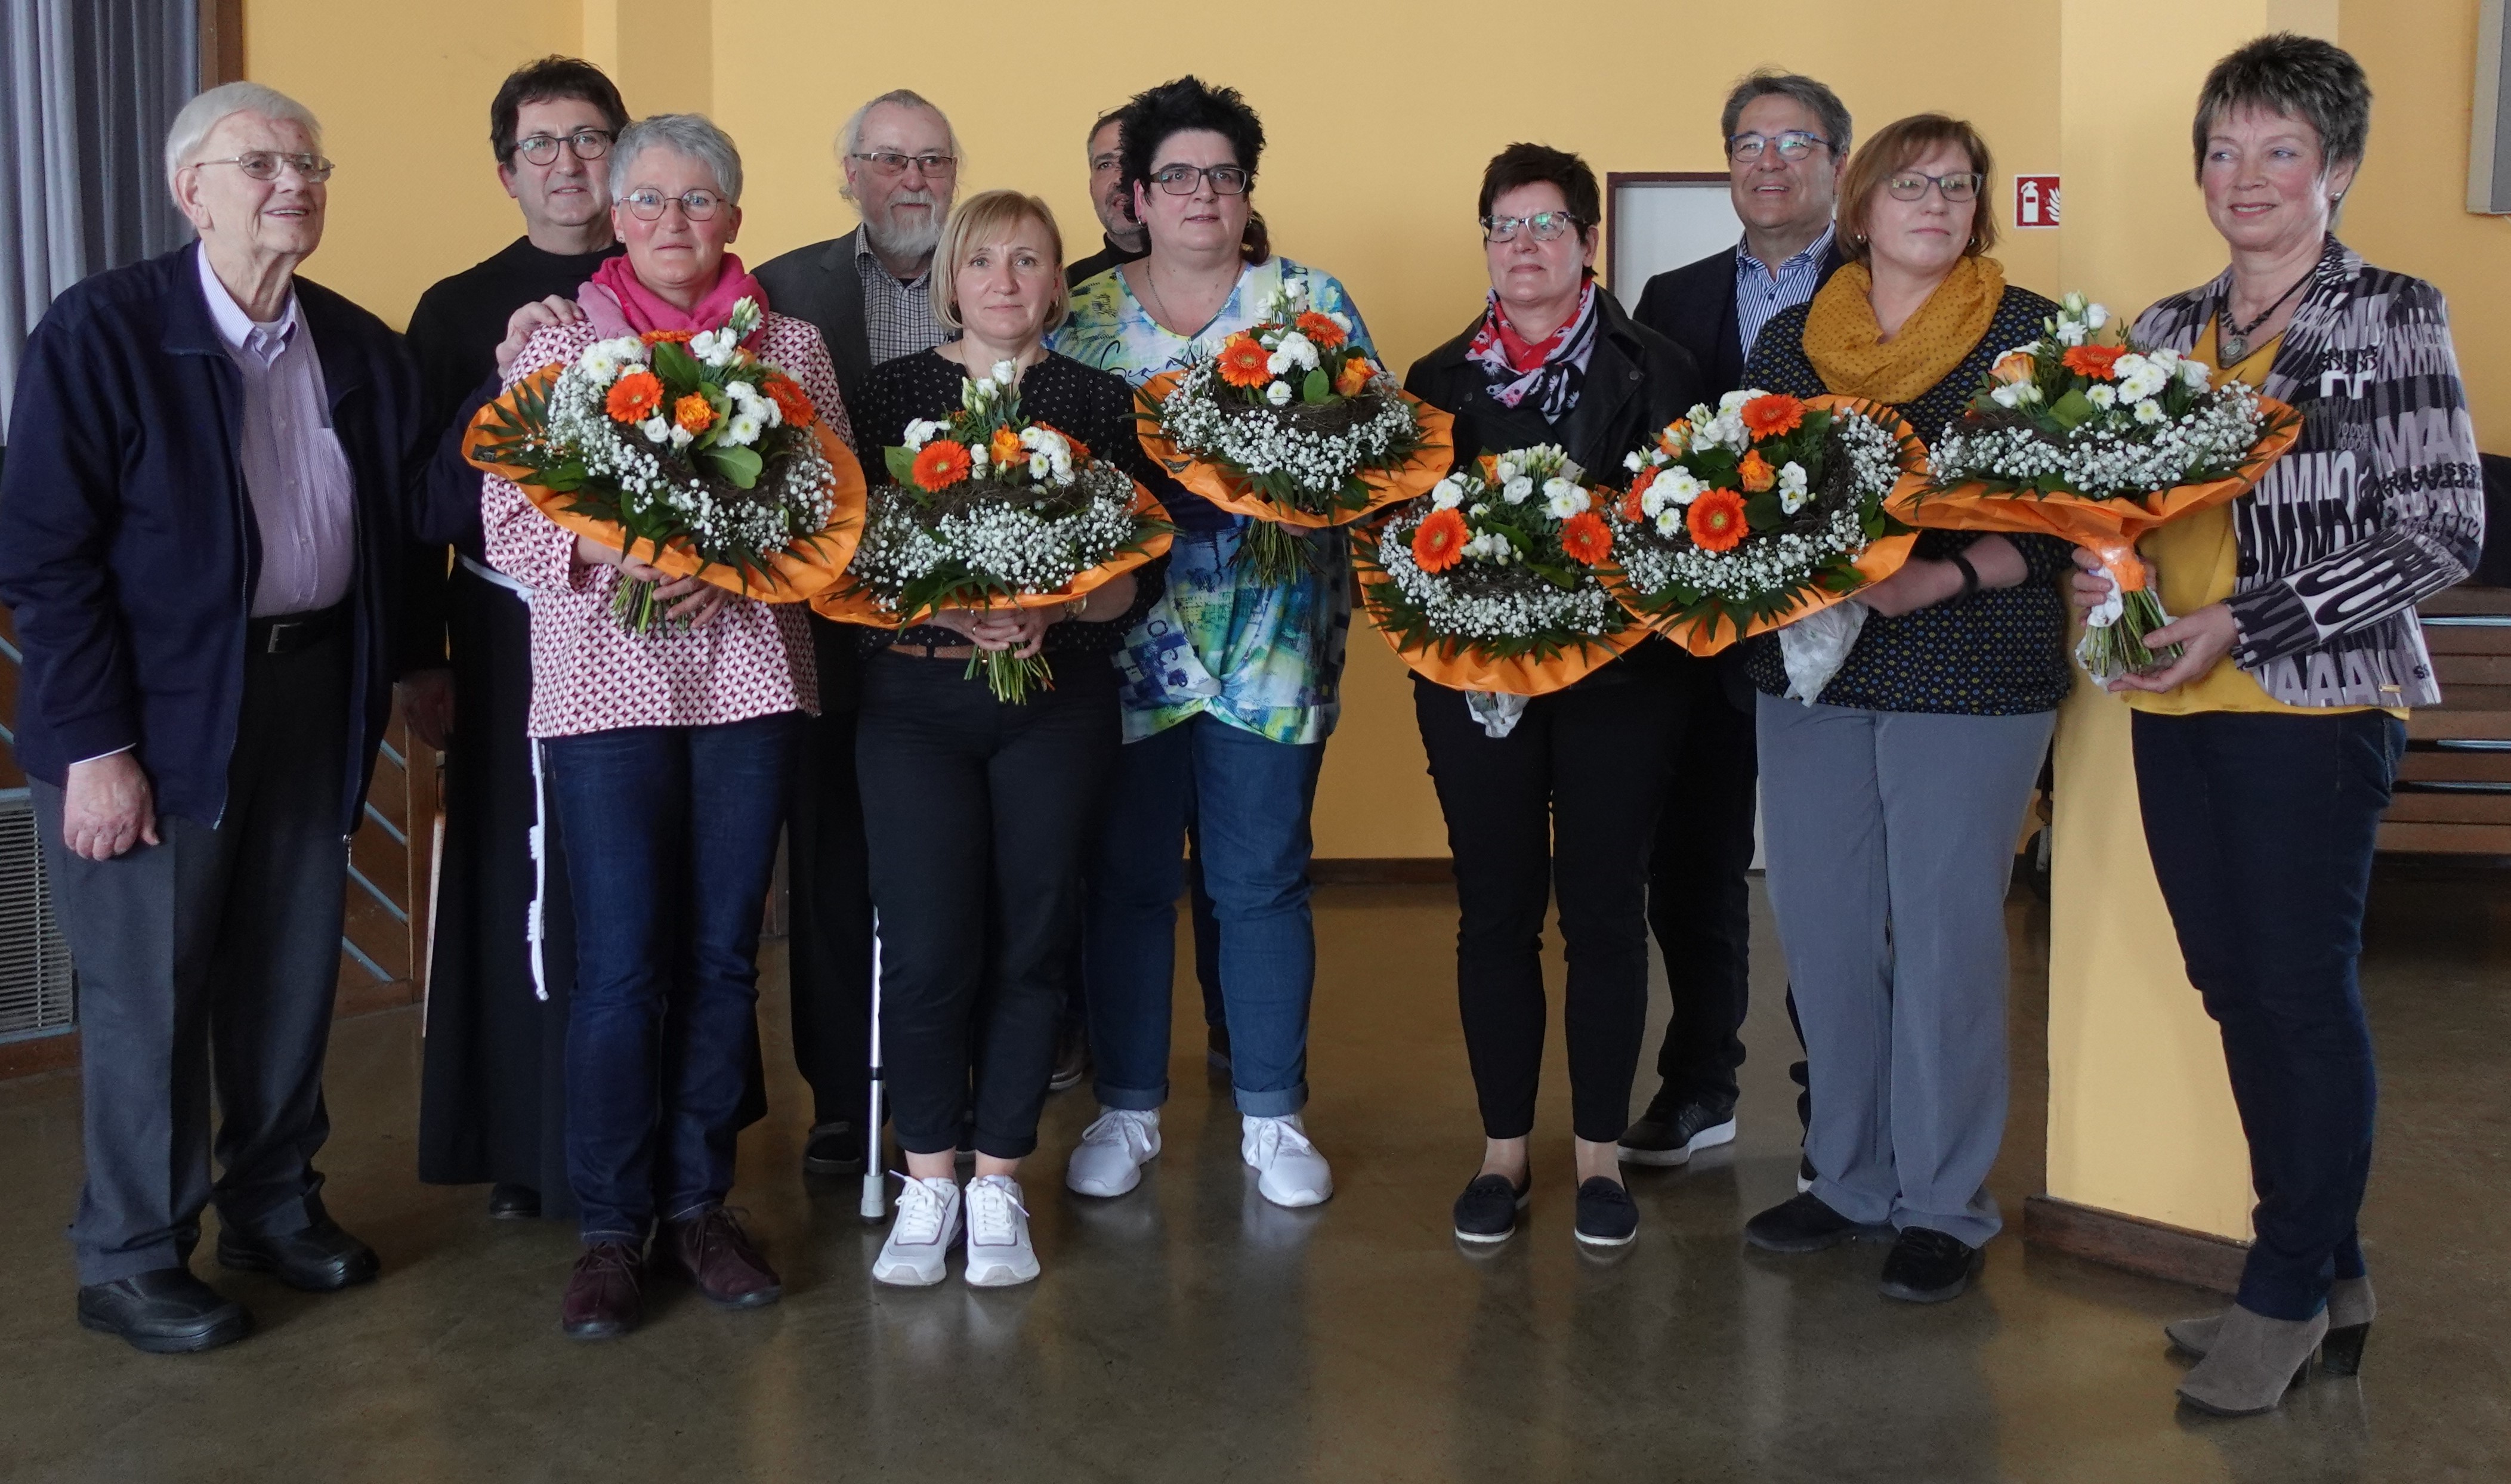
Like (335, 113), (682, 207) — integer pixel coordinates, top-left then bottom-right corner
(465, 298), (865, 633)
(1138, 275), (1449, 584)
(816, 360), (1172, 702)
(1604, 390), (1925, 653)
(1903, 292), (2300, 681)
(1357, 444), (1639, 699)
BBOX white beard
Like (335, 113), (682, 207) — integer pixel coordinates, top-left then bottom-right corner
(863, 191), (943, 265)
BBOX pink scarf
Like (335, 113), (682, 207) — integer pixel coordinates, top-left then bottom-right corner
(579, 252), (769, 341)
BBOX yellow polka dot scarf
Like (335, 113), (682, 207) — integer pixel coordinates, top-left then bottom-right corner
(1800, 255), (2007, 404)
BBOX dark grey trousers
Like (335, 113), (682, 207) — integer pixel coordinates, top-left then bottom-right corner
(34, 630), (353, 1285)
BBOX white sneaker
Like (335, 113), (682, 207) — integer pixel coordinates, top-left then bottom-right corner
(1242, 1114), (1333, 1207)
(962, 1174), (1040, 1288)
(1066, 1107), (1160, 1198)
(871, 1176), (961, 1287)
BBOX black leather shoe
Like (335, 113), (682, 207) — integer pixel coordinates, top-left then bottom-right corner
(487, 1184), (541, 1220)
(1744, 1192), (1880, 1254)
(217, 1217), (380, 1292)
(803, 1121), (864, 1177)
(1451, 1171), (1530, 1244)
(1879, 1226), (1982, 1303)
(1617, 1092), (1738, 1168)
(77, 1269), (252, 1354)
(1574, 1178), (1640, 1248)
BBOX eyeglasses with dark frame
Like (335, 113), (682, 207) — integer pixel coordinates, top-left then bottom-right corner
(1882, 171), (1984, 203)
(192, 151), (335, 183)
(513, 128), (614, 166)
(621, 187), (728, 221)
(850, 151), (958, 178)
(1480, 211), (1585, 244)
(1150, 163), (1250, 196)
(1726, 130), (1831, 163)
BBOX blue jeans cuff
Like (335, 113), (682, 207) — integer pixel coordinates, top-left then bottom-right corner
(1233, 1081), (1307, 1118)
(1093, 1080), (1168, 1113)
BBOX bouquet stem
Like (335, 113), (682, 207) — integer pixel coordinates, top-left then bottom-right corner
(1233, 521), (1318, 585)
(2074, 543), (2181, 682)
(965, 649), (1055, 704)
(612, 575), (680, 635)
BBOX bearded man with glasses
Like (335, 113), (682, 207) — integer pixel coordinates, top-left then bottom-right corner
(754, 88), (963, 1189)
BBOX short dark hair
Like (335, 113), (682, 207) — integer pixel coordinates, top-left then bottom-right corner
(1117, 76), (1269, 264)
(1836, 113), (2000, 262)
(2191, 32), (2371, 183)
(1476, 143), (1601, 236)
(489, 56), (628, 165)
(1720, 70), (1854, 160)
(1086, 107), (1125, 153)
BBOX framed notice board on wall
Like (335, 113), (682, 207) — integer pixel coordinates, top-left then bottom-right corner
(1605, 172), (1741, 311)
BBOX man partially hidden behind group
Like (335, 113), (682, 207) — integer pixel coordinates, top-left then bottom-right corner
(406, 57), (629, 1225)
(0, 81), (433, 1353)
(752, 89), (959, 1178)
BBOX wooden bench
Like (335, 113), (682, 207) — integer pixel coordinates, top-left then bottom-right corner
(2383, 585), (2511, 856)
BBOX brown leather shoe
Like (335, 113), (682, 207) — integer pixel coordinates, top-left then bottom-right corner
(560, 1241), (644, 1340)
(665, 1208), (782, 1309)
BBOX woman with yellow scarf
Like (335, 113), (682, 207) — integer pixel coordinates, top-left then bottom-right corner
(1729, 114), (2071, 1304)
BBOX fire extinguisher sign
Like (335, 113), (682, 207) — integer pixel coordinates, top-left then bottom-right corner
(2015, 174), (2061, 228)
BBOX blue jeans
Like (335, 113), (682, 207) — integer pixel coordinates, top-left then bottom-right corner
(543, 712), (797, 1242)
(1085, 712), (1324, 1117)
(2132, 708), (2404, 1321)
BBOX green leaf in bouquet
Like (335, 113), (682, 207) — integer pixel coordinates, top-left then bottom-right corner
(2047, 388), (2097, 430)
(650, 338), (702, 395)
(884, 446), (920, 486)
(1301, 367), (1332, 405)
(700, 443), (764, 489)
(1743, 490), (1785, 530)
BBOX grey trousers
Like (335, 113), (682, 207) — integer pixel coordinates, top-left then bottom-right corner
(33, 630), (353, 1285)
(1755, 694), (2053, 1248)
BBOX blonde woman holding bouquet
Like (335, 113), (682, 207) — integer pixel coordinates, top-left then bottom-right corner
(1050, 76), (1376, 1209)
(853, 191), (1163, 1287)
(1732, 114), (2070, 1304)
(2065, 36), (2481, 1417)
(1401, 144), (1705, 1248)
(481, 113), (847, 1339)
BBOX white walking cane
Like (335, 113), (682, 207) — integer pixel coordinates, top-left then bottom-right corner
(858, 911), (887, 1222)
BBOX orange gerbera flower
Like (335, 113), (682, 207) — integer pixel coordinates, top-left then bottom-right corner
(1687, 489), (1748, 552)
(1619, 466), (1659, 523)
(912, 438), (972, 491)
(1295, 311), (1346, 350)
(762, 375), (814, 426)
(990, 426), (1025, 468)
(1412, 507), (1470, 573)
(1738, 449), (1775, 493)
(606, 369), (663, 423)
(1216, 333), (1273, 389)
(1333, 355), (1376, 397)
(1738, 392), (1805, 438)
(1656, 420), (1692, 456)
(673, 393), (715, 434)
(2061, 343), (2126, 380)
(1559, 511), (1613, 565)
(641, 329), (696, 346)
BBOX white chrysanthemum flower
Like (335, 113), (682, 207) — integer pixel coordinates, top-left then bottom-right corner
(1265, 380), (1294, 407)
(2087, 384), (2117, 409)
(1431, 476), (1466, 509)
(725, 413), (764, 446)
(1543, 478), (1587, 519)
(1268, 332), (1320, 376)
(2134, 398), (2166, 424)
(1658, 468), (1705, 506)
(1655, 507), (1685, 537)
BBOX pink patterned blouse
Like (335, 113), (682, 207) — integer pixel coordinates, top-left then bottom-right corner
(483, 311), (854, 738)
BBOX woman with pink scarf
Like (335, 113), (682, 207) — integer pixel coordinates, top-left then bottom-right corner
(481, 113), (850, 1341)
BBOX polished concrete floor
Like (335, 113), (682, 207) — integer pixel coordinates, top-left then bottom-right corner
(1, 864), (2505, 1482)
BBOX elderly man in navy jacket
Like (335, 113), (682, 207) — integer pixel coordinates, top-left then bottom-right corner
(0, 82), (428, 1353)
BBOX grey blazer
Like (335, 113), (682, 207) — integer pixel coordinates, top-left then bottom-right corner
(755, 226), (872, 422)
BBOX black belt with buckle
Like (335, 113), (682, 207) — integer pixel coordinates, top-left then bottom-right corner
(248, 601), (350, 656)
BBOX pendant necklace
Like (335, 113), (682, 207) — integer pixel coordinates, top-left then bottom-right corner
(2219, 267), (2311, 364)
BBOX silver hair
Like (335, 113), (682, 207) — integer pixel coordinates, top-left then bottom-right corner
(163, 82), (323, 196)
(833, 88), (963, 202)
(1719, 69), (1854, 159)
(607, 113), (744, 205)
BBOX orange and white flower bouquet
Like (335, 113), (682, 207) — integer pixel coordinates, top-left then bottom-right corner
(1138, 276), (1444, 583)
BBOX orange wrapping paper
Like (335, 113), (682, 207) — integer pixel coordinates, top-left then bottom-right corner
(808, 479), (1173, 629)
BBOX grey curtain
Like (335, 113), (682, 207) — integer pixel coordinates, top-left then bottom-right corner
(0, 0), (196, 441)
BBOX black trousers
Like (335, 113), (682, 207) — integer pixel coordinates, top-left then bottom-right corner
(1414, 672), (1679, 1143)
(857, 654), (1119, 1159)
(2133, 707), (2402, 1321)
(786, 620), (875, 1129)
(1642, 652), (1762, 1112)
(34, 622), (352, 1285)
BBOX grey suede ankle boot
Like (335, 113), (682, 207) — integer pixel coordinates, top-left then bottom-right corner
(2175, 1304), (2327, 1416)
(2164, 1274), (2375, 1373)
